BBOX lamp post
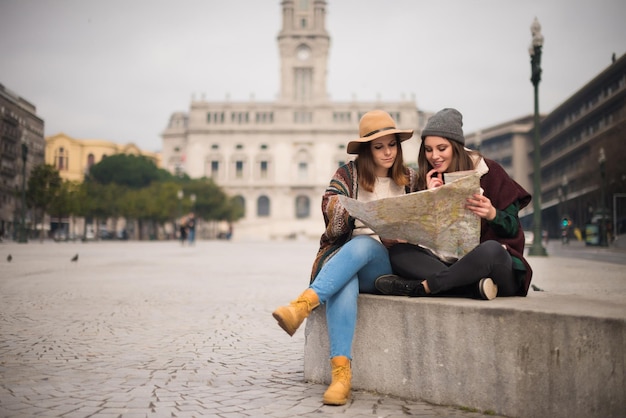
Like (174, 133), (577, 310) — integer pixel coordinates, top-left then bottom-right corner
(561, 175), (568, 209)
(177, 189), (184, 220)
(560, 175), (569, 244)
(598, 148), (608, 247)
(18, 141), (28, 243)
(559, 175), (569, 220)
(189, 194), (197, 244)
(528, 17), (547, 256)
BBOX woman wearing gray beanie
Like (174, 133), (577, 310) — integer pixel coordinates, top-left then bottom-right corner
(375, 108), (534, 299)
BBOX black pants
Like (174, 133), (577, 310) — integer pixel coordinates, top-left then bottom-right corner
(389, 240), (519, 297)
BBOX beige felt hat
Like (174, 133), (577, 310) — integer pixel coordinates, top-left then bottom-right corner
(347, 110), (414, 154)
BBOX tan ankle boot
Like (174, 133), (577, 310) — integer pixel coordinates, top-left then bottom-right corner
(272, 288), (319, 336)
(323, 356), (351, 405)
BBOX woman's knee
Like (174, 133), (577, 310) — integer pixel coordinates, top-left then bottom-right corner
(347, 235), (385, 258)
(480, 240), (510, 263)
(389, 243), (422, 267)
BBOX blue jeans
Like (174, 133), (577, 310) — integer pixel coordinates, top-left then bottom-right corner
(310, 235), (392, 359)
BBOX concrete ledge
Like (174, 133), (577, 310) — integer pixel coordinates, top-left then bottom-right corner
(304, 293), (626, 418)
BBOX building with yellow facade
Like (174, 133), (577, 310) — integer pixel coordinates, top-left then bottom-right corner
(45, 133), (161, 182)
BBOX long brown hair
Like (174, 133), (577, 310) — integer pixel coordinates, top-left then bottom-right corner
(416, 139), (482, 190)
(355, 133), (409, 192)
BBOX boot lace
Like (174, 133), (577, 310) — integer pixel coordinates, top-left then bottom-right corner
(293, 297), (314, 312)
(332, 365), (351, 383)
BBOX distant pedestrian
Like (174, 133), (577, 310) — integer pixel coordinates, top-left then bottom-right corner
(187, 213), (196, 245)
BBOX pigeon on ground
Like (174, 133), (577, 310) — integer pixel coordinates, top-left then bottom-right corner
(531, 284), (544, 292)
(71, 254), (79, 262)
(7, 254), (11, 262)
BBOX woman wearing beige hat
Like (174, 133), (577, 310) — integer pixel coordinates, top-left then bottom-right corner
(272, 110), (416, 405)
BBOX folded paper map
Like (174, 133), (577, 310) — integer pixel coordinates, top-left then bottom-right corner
(338, 172), (482, 262)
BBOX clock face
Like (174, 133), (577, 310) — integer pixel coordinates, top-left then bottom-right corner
(296, 46), (310, 61)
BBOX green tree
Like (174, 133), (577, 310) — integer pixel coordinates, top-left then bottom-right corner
(72, 181), (95, 238)
(82, 182), (129, 237)
(48, 180), (74, 240)
(26, 164), (62, 239)
(223, 196), (245, 222)
(63, 181), (86, 238)
(182, 178), (243, 222)
(81, 155), (243, 240)
(133, 183), (178, 240)
(87, 154), (173, 189)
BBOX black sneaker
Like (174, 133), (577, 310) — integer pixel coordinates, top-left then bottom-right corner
(478, 278), (498, 300)
(375, 274), (428, 297)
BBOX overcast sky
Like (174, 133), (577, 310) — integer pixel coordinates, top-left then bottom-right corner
(1, 0), (624, 152)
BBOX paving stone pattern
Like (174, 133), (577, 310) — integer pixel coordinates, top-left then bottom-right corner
(0, 240), (504, 417)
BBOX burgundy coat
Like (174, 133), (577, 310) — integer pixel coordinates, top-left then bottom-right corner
(480, 159), (533, 296)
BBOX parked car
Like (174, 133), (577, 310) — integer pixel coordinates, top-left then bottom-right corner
(84, 229), (95, 240)
(53, 230), (67, 241)
(98, 229), (114, 240)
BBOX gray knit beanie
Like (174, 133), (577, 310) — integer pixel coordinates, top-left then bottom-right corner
(420, 108), (465, 145)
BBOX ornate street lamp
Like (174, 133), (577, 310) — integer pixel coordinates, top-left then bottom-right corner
(528, 17), (547, 256)
(559, 175), (569, 219)
(560, 175), (569, 244)
(598, 148), (608, 247)
(18, 141), (28, 243)
(177, 189), (184, 219)
(176, 189), (184, 240)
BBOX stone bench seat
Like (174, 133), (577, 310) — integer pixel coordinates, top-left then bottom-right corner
(304, 292), (625, 418)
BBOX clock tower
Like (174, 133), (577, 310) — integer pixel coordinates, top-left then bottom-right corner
(277, 0), (330, 103)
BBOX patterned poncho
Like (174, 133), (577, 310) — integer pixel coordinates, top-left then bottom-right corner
(309, 160), (417, 283)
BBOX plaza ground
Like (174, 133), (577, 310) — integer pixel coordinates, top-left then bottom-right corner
(1, 239), (624, 417)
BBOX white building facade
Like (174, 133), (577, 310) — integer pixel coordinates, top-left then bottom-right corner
(161, 0), (428, 240)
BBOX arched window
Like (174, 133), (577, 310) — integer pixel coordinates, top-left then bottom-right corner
(295, 195), (310, 219)
(257, 195), (270, 217)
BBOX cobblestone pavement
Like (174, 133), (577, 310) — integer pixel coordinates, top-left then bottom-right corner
(1, 240), (505, 417)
